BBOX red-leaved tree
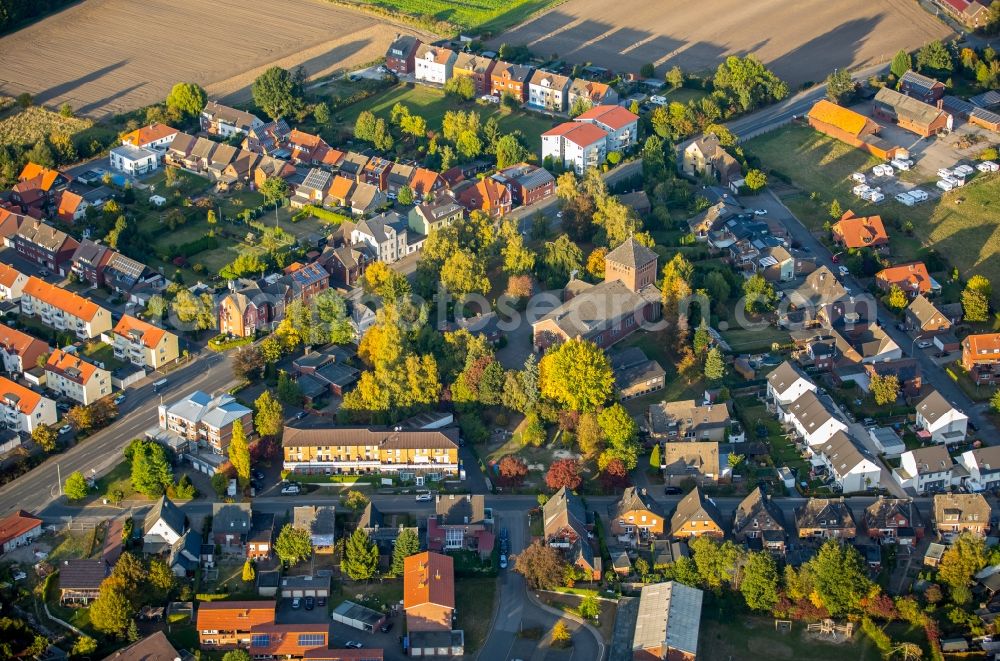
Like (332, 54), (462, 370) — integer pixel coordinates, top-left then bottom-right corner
(497, 455), (528, 487)
(600, 458), (630, 490)
(545, 458), (582, 491)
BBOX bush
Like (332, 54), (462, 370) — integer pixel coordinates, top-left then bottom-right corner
(174, 235), (219, 258)
(292, 205), (350, 225)
(195, 593), (230, 602)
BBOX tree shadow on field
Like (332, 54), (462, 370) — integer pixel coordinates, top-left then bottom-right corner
(33, 59), (129, 105)
(76, 81), (147, 117)
(767, 16), (883, 85)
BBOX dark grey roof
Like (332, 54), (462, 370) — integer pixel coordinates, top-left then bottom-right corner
(766, 360), (810, 393)
(795, 498), (856, 530)
(916, 389), (960, 424)
(864, 497), (922, 532)
(732, 486), (785, 537)
(358, 501), (383, 529)
(212, 502), (252, 534)
(294, 505), (336, 536)
(670, 487), (723, 532)
(605, 237), (657, 270)
(610, 487), (665, 521)
(300, 168), (333, 194)
(59, 558), (109, 589)
(970, 90), (1000, 108)
(144, 495), (186, 538)
(71, 239), (110, 267)
(435, 494), (487, 525)
(900, 70), (944, 95)
(610, 347), (650, 371)
(102, 631), (180, 661)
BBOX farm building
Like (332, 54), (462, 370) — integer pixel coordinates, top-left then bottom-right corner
(806, 100), (902, 160)
(941, 96), (1000, 133)
(873, 87), (952, 137)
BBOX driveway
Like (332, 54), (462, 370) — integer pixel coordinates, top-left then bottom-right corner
(479, 511), (603, 660)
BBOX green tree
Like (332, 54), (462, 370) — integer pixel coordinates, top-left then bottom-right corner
(72, 636), (98, 657)
(389, 528), (421, 577)
(440, 249), (490, 296)
(661, 252), (695, 321)
(313, 102), (330, 126)
(242, 559), (256, 583)
(342, 489), (369, 511)
(502, 226), (536, 275)
(495, 133), (530, 169)
(543, 234), (584, 282)
(277, 370), (304, 406)
(807, 538), (873, 615)
(149, 557), (175, 593)
(963, 275), (992, 322)
(829, 198), (842, 219)
(713, 55), (788, 112)
(514, 541), (568, 590)
(355, 110), (377, 142)
(222, 651), (251, 661)
(397, 185), (414, 206)
(260, 176), (289, 205)
(252, 66), (304, 120)
(26, 139), (55, 168)
(891, 49), (913, 78)
(551, 620), (571, 646)
(825, 68), (856, 104)
(649, 443), (661, 470)
(578, 594), (600, 619)
(597, 404), (640, 470)
(32, 424), (57, 453)
(704, 346), (726, 381)
(539, 338), (614, 411)
(166, 82), (206, 117)
(228, 420), (251, 487)
(743, 273), (777, 313)
(444, 75), (476, 100)
(341, 527), (379, 581)
(129, 440), (174, 497)
(665, 65), (685, 89)
(64, 471), (88, 501)
(991, 388), (1000, 414)
(89, 583), (131, 636)
(640, 62), (656, 78)
(916, 40), (953, 75)
(741, 551), (780, 612)
(938, 532), (986, 604)
(274, 523), (313, 565)
(870, 373), (900, 406)
(744, 169), (767, 191)
(690, 536), (745, 589)
(255, 391), (284, 439)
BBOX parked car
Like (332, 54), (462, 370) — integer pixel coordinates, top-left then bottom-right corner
(415, 491), (432, 502)
(345, 642), (363, 649)
(317, 596), (326, 607)
(113, 393), (126, 405)
(59, 425), (73, 435)
(295, 410), (309, 420)
(838, 265), (850, 277)
(292, 597), (301, 609)
(304, 597), (315, 610)
(664, 486), (683, 495)
(380, 622), (394, 633)
(917, 340), (933, 349)
(500, 555), (508, 569)
(252, 469), (265, 481)
(281, 484), (301, 495)
(753, 208), (768, 216)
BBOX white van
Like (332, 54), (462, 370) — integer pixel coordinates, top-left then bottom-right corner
(954, 164), (975, 176)
(945, 175), (965, 187)
(937, 179), (954, 192)
(649, 95), (668, 106)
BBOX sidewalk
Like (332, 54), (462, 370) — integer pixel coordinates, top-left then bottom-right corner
(525, 590), (606, 661)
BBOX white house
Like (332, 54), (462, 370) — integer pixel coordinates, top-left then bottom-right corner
(45, 349), (111, 406)
(915, 389), (968, 445)
(0, 263), (28, 301)
(766, 361), (816, 407)
(541, 122), (608, 175)
(574, 105), (640, 151)
(0, 376), (57, 433)
(350, 211), (411, 264)
(0, 510), (43, 554)
(780, 390), (848, 447)
(414, 44), (456, 86)
(109, 144), (158, 176)
(894, 445), (954, 494)
(958, 445), (1000, 493)
(814, 431), (881, 493)
(143, 495), (187, 552)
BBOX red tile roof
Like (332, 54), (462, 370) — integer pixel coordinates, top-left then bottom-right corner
(0, 376), (44, 415)
(543, 121), (608, 147)
(575, 104), (638, 130)
(121, 123), (178, 147)
(196, 600), (276, 632)
(0, 263), (25, 289)
(832, 211), (889, 248)
(46, 348), (101, 384)
(56, 191), (85, 223)
(404, 551), (455, 610)
(18, 163), (62, 191)
(23, 277), (104, 322)
(964, 333), (1000, 355)
(410, 168), (444, 196)
(113, 315), (168, 349)
(876, 262), (933, 294)
(0, 322), (49, 363)
(249, 623), (328, 657)
(0, 510), (42, 547)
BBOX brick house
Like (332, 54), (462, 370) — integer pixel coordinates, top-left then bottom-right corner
(669, 487), (725, 540)
(933, 493), (991, 539)
(404, 551), (455, 632)
(385, 34), (421, 74)
(608, 487), (666, 546)
(795, 498), (857, 539)
(962, 333), (1000, 385)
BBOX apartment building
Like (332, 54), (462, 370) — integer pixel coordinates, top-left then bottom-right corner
(282, 424), (460, 479)
(962, 333), (1000, 385)
(0, 323), (50, 375)
(112, 315), (180, 370)
(0, 376), (57, 433)
(45, 349), (111, 406)
(12, 221), (79, 275)
(20, 277), (112, 339)
(157, 390), (255, 455)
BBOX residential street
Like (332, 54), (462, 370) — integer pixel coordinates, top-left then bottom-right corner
(0, 350), (237, 518)
(753, 190), (999, 442)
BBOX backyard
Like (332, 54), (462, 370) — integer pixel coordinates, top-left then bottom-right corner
(333, 84), (557, 152)
(454, 576), (498, 652)
(733, 396), (809, 492)
(746, 123), (1000, 305)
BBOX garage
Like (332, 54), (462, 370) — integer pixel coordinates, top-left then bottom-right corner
(279, 574), (330, 599)
(331, 600), (385, 633)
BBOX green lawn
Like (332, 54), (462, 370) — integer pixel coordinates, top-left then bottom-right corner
(746, 124), (1000, 305)
(455, 577), (498, 653)
(699, 613), (887, 660)
(734, 397), (809, 481)
(93, 460), (139, 504)
(335, 84), (557, 152)
(719, 326), (791, 353)
(81, 340), (129, 372)
(338, 0), (558, 33)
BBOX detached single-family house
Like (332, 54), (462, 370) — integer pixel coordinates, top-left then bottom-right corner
(647, 400), (730, 442)
(427, 494), (493, 559)
(661, 441), (722, 486)
(831, 211), (889, 251)
(608, 487), (666, 545)
(109, 144), (158, 176)
(876, 262), (938, 298)
(454, 177), (511, 218)
(680, 133), (742, 185)
(962, 333), (1000, 385)
(795, 498), (857, 539)
(212, 503), (253, 554)
(542, 487), (600, 580)
(404, 551), (455, 632)
(293, 505), (336, 554)
(408, 199), (464, 236)
(864, 497), (924, 545)
(933, 493), (991, 539)
(915, 389), (968, 445)
(0, 510), (43, 554)
(143, 495), (187, 553)
(732, 487), (786, 553)
(351, 211), (413, 264)
(905, 294), (952, 337)
(669, 487), (725, 540)
(567, 79), (618, 109)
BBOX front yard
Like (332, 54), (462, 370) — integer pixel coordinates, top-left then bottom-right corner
(454, 576), (498, 653)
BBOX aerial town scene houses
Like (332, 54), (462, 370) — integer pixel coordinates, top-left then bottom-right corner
(1, 0), (1000, 659)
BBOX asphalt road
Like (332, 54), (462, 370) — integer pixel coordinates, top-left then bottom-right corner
(754, 191), (999, 441)
(0, 351), (237, 518)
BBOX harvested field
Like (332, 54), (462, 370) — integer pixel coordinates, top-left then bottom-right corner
(491, 0), (950, 86)
(0, 0), (421, 118)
